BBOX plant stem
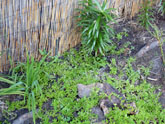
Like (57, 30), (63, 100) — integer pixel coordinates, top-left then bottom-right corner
(158, 38), (165, 65)
(149, 25), (165, 66)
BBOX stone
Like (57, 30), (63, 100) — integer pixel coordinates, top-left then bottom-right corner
(0, 111), (3, 121)
(77, 83), (104, 98)
(99, 94), (126, 116)
(77, 83), (126, 107)
(13, 110), (38, 124)
(136, 41), (159, 58)
(77, 83), (125, 100)
(124, 102), (139, 115)
(91, 106), (105, 123)
(77, 83), (126, 116)
(102, 83), (125, 101)
(100, 98), (111, 115)
(151, 57), (163, 76)
(159, 91), (165, 109)
(77, 83), (138, 122)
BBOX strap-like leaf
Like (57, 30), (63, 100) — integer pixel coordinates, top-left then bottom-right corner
(93, 0), (102, 12)
(32, 91), (36, 124)
(0, 77), (15, 85)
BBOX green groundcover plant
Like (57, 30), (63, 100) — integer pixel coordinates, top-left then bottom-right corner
(75, 0), (116, 56)
(1, 48), (164, 124)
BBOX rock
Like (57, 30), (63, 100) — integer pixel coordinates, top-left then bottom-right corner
(0, 100), (8, 121)
(92, 122), (104, 124)
(136, 41), (159, 58)
(42, 100), (53, 110)
(151, 57), (163, 76)
(77, 83), (138, 122)
(77, 83), (126, 116)
(99, 95), (122, 115)
(99, 95), (125, 116)
(77, 83), (125, 107)
(77, 83), (104, 98)
(124, 102), (139, 115)
(77, 83), (125, 100)
(13, 110), (38, 124)
(91, 106), (105, 123)
(145, 57), (165, 89)
(159, 91), (165, 109)
(100, 98), (111, 115)
(102, 83), (125, 101)
(78, 83), (126, 108)
(97, 66), (110, 81)
(0, 111), (3, 121)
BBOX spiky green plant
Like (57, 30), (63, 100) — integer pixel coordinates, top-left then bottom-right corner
(75, 0), (116, 56)
(0, 53), (47, 124)
(0, 78), (25, 96)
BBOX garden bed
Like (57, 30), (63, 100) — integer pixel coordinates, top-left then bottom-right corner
(0, 5), (165, 124)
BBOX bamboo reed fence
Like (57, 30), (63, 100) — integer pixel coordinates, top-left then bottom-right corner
(0, 0), (160, 72)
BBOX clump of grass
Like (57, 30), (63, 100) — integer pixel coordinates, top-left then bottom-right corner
(138, 0), (154, 29)
(159, 0), (165, 16)
(0, 53), (48, 124)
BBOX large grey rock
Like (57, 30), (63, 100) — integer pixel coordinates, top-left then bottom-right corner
(77, 83), (137, 118)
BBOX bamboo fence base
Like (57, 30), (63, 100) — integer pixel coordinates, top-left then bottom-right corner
(0, 0), (160, 72)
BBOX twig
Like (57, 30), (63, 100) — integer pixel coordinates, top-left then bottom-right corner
(147, 77), (158, 81)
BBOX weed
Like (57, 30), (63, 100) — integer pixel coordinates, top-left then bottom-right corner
(109, 58), (118, 75)
(159, 0), (165, 16)
(149, 25), (165, 65)
(116, 31), (128, 41)
(138, 0), (154, 29)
